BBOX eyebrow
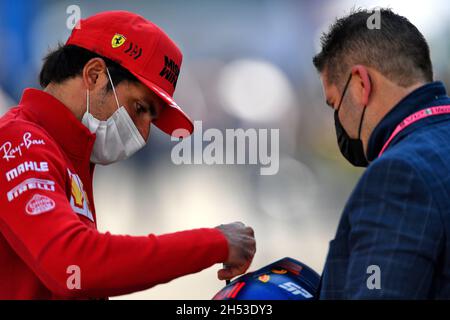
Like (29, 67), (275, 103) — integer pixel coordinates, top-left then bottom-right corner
(141, 97), (163, 116)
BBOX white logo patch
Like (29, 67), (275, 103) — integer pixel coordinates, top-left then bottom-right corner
(1, 132), (46, 162)
(278, 282), (313, 298)
(7, 178), (55, 202)
(25, 194), (56, 215)
(6, 161), (49, 182)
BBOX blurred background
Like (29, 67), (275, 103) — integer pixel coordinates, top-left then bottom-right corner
(0, 0), (449, 299)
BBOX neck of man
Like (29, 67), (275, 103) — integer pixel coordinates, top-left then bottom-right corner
(362, 76), (426, 156)
(44, 80), (85, 121)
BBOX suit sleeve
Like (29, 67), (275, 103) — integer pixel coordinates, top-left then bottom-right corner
(343, 157), (444, 299)
(0, 124), (229, 298)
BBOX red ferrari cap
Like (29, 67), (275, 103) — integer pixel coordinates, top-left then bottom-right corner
(66, 11), (193, 138)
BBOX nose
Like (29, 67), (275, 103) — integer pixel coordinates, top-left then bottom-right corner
(139, 117), (152, 142)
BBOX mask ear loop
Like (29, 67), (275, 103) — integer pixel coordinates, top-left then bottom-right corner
(357, 106), (367, 140)
(106, 67), (120, 110)
(358, 74), (372, 140)
(336, 73), (352, 113)
(86, 89), (90, 114)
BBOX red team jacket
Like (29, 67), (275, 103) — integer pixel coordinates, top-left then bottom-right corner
(0, 88), (228, 299)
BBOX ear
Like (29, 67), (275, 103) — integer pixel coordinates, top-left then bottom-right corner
(351, 65), (372, 106)
(82, 58), (108, 91)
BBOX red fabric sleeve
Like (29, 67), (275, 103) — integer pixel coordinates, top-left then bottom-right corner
(0, 123), (229, 298)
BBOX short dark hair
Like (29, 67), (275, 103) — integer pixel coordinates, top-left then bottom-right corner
(39, 44), (138, 89)
(313, 8), (433, 87)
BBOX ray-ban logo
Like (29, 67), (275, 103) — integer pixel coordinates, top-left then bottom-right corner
(1, 132), (46, 162)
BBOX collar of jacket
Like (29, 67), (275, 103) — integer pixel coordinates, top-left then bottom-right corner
(366, 81), (449, 161)
(18, 88), (96, 163)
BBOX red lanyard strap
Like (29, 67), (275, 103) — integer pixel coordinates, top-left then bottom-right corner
(378, 105), (450, 157)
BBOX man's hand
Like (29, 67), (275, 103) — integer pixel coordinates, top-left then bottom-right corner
(215, 222), (256, 281)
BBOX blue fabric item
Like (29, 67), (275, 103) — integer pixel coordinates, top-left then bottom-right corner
(320, 81), (450, 299)
(213, 257), (320, 300)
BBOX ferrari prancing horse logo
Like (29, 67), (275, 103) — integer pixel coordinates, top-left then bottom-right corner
(111, 34), (126, 48)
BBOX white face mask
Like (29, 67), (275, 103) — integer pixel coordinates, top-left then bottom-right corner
(82, 68), (146, 165)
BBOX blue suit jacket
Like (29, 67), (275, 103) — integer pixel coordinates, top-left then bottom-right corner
(320, 82), (450, 299)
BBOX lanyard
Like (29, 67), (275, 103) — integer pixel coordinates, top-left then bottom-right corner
(379, 105), (450, 157)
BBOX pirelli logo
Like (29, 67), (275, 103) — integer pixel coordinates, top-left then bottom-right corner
(7, 178), (55, 202)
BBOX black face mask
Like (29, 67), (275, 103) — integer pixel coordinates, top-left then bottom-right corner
(334, 74), (369, 167)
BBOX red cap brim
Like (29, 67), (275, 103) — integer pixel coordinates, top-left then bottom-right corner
(132, 72), (194, 138)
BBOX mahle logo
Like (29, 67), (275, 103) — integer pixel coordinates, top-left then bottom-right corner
(111, 34), (126, 48)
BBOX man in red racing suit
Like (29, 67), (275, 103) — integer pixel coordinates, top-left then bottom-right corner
(0, 11), (256, 299)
